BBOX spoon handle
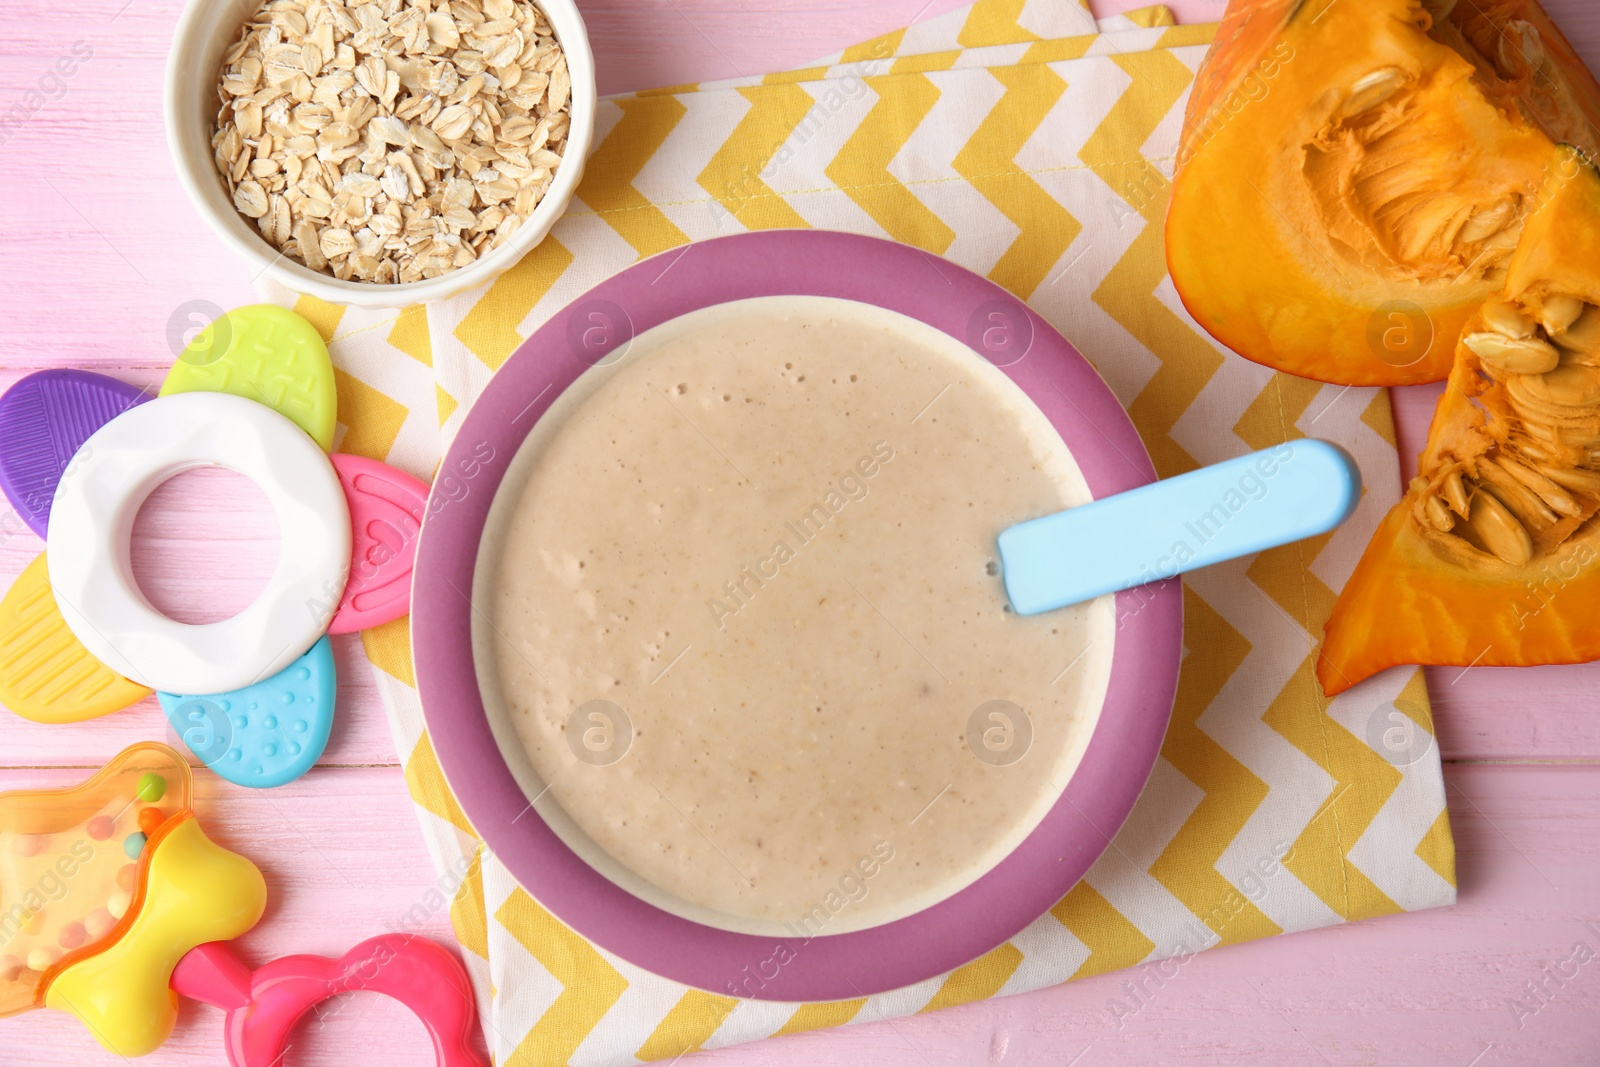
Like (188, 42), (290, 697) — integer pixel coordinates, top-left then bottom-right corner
(999, 439), (1361, 615)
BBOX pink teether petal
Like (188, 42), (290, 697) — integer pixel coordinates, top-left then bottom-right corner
(174, 935), (484, 1067)
(171, 941), (253, 1010)
(328, 455), (428, 635)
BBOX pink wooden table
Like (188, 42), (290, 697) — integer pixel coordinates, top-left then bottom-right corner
(2, 0), (1598, 1063)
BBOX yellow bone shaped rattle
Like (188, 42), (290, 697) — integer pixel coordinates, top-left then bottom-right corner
(0, 743), (265, 1056)
(1, 745), (487, 1065)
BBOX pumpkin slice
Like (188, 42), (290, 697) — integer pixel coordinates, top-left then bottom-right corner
(1168, 0), (1600, 386)
(1320, 148), (1600, 694)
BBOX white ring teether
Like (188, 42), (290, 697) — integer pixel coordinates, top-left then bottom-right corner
(46, 392), (351, 694)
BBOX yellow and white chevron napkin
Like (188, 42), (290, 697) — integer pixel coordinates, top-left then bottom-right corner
(266, 1), (1457, 1062)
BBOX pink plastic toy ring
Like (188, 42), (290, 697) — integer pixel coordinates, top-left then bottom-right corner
(172, 935), (485, 1067)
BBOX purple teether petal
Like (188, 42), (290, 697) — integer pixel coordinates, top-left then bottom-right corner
(0, 370), (149, 538)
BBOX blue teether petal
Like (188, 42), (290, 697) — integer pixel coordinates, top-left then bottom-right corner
(158, 636), (336, 789)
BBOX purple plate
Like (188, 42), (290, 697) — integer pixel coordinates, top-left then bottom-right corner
(412, 230), (1182, 1001)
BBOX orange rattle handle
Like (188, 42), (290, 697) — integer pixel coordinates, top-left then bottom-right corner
(172, 936), (485, 1067)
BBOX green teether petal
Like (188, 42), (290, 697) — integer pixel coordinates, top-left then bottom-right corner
(160, 305), (338, 451)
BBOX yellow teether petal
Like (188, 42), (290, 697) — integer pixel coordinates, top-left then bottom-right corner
(45, 816), (265, 1058)
(160, 305), (338, 451)
(0, 554), (150, 724)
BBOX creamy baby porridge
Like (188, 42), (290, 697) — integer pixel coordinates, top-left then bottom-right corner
(476, 296), (1114, 935)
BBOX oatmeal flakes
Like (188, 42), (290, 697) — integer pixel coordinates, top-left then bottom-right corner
(210, 0), (571, 283)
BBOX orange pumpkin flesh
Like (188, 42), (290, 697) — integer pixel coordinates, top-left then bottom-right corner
(1319, 149), (1600, 695)
(1168, 0), (1600, 387)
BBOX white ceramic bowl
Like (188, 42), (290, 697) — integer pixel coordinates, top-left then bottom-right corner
(164, 0), (595, 309)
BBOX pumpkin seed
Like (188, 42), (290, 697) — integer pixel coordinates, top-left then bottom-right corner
(1481, 298), (1536, 339)
(1532, 364), (1600, 407)
(1494, 455), (1581, 517)
(1554, 305), (1600, 360)
(1458, 199), (1520, 244)
(1562, 428), (1600, 450)
(1466, 489), (1534, 565)
(1518, 416), (1562, 445)
(1424, 494), (1455, 532)
(1539, 294), (1586, 336)
(1464, 331), (1560, 374)
(1508, 19), (1545, 71)
(1478, 462), (1556, 526)
(1511, 435), (1563, 465)
(1344, 67), (1406, 116)
(1443, 469), (1471, 518)
(1540, 465), (1600, 495)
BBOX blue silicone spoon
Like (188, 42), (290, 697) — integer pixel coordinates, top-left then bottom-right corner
(999, 439), (1361, 615)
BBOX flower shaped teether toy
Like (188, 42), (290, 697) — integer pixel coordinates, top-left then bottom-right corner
(0, 306), (429, 788)
(0, 744), (484, 1064)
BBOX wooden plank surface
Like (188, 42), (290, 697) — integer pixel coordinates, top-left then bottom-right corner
(0, 0), (1597, 1064)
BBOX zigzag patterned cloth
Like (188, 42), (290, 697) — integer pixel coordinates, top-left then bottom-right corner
(265, 1), (1457, 1061)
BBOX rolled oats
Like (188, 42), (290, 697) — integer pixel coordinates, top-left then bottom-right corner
(212, 0), (573, 284)
(233, 180), (270, 218)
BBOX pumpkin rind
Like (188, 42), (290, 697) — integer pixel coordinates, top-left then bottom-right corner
(1318, 504), (1600, 695)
